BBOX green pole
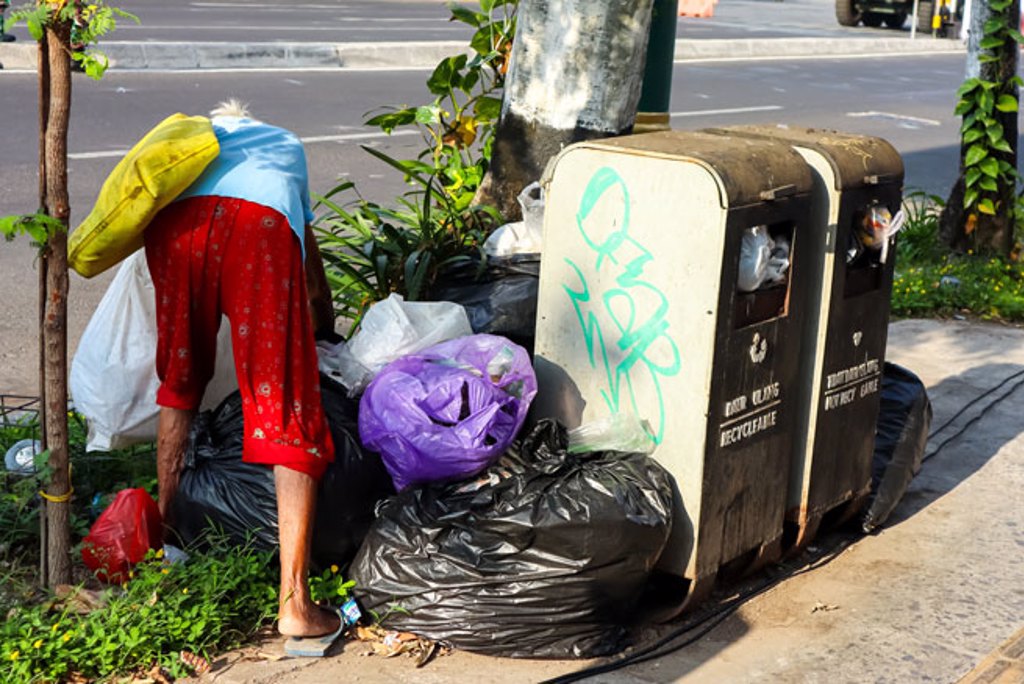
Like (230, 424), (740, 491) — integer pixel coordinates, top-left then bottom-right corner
(636, 0), (679, 132)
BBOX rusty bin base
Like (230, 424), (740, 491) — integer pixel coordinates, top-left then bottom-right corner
(783, 489), (870, 556)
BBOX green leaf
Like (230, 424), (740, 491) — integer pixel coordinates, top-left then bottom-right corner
(995, 94), (1018, 112)
(1008, 29), (1024, 44)
(474, 95), (503, 120)
(954, 99), (973, 116)
(366, 108), (418, 133)
(965, 167), (983, 187)
(965, 144), (988, 167)
(470, 26), (495, 56)
(448, 6), (483, 27)
(979, 54), (1001, 64)
(460, 69), (480, 94)
(965, 187), (979, 208)
(984, 19), (1004, 33)
(980, 157), (1000, 178)
(956, 78), (984, 99)
(979, 90), (995, 113)
(990, 137), (1013, 154)
(480, 0), (497, 12)
(963, 128), (985, 144)
(979, 177), (999, 192)
(414, 105), (442, 125)
(978, 198), (997, 215)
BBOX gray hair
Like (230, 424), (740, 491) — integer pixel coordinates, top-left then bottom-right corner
(209, 98), (252, 119)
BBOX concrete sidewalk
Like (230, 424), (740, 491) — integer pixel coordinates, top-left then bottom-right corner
(0, 35), (963, 72)
(187, 318), (1024, 684)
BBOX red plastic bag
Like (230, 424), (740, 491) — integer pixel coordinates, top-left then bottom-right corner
(81, 488), (163, 583)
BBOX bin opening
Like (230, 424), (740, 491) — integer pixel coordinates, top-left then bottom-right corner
(844, 204), (892, 298)
(734, 221), (794, 329)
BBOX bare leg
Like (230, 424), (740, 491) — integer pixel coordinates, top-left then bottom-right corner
(275, 465), (340, 637)
(156, 406), (195, 527)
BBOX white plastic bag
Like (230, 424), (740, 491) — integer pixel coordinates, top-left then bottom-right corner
(318, 293), (473, 394)
(70, 250), (237, 452)
(737, 225), (772, 292)
(483, 181), (545, 257)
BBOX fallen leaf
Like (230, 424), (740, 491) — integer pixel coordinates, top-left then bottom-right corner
(180, 650), (211, 675)
(811, 601), (839, 614)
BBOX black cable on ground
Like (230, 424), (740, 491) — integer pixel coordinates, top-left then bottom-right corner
(922, 369), (1024, 462)
(539, 544), (850, 684)
(542, 366), (1024, 684)
(925, 367), (1024, 442)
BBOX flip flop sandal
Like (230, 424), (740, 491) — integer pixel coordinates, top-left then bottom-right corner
(283, 606), (346, 657)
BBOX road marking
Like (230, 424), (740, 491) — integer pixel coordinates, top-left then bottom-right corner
(68, 129), (418, 160)
(299, 130), (417, 144)
(671, 105), (783, 118)
(110, 24), (463, 31)
(847, 111), (942, 126)
(677, 50), (963, 64)
(191, 2), (370, 9)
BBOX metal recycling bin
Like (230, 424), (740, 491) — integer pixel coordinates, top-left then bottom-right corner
(531, 131), (814, 608)
(705, 125), (904, 550)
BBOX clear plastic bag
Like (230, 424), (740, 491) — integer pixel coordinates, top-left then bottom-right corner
(737, 225), (772, 292)
(567, 412), (655, 454)
(318, 294), (473, 394)
(483, 181), (545, 257)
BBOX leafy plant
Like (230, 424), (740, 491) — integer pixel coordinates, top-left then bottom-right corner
(0, 412), (157, 561)
(365, 0), (517, 210)
(0, 541), (277, 682)
(953, 0), (1022, 223)
(897, 190), (944, 263)
(308, 563), (356, 605)
(892, 192), (1024, 320)
(10, 0), (138, 80)
(313, 0), (516, 329)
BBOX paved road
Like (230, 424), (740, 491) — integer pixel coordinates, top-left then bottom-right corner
(0, 0), (941, 45)
(0, 50), (971, 396)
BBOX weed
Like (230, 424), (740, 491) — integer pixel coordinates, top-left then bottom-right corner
(0, 540), (277, 682)
(891, 191), (1024, 321)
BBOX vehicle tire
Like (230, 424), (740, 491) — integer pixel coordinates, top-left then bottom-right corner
(916, 0), (934, 33)
(835, 0), (861, 26)
(863, 12), (884, 27)
(884, 11), (907, 28)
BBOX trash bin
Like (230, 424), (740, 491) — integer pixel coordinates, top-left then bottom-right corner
(531, 130), (814, 610)
(704, 125), (904, 550)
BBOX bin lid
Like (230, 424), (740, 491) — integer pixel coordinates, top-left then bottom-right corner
(569, 130), (814, 209)
(704, 125), (905, 192)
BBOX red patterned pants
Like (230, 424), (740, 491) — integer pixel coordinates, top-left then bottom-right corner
(145, 196), (334, 479)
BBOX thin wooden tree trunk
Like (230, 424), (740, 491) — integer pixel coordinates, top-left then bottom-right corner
(474, 0), (654, 221)
(41, 19), (72, 588)
(37, 22), (51, 583)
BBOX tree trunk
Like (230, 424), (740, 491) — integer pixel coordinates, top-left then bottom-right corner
(940, 0), (1019, 255)
(474, 0), (654, 221)
(41, 18), (72, 589)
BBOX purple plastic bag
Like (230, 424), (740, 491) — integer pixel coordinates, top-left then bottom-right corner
(359, 334), (537, 491)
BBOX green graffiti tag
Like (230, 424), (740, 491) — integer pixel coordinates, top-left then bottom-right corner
(562, 166), (681, 445)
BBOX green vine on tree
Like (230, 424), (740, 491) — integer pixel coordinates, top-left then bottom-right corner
(10, 0), (138, 80)
(953, 0), (1022, 219)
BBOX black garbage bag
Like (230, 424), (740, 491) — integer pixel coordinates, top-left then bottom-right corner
(171, 375), (395, 569)
(349, 419), (675, 659)
(862, 362), (932, 532)
(429, 254), (539, 351)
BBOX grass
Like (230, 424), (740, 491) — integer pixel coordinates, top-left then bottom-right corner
(0, 540), (278, 682)
(890, 192), (1024, 322)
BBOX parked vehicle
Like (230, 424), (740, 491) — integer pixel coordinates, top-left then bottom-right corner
(835, 0), (964, 34)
